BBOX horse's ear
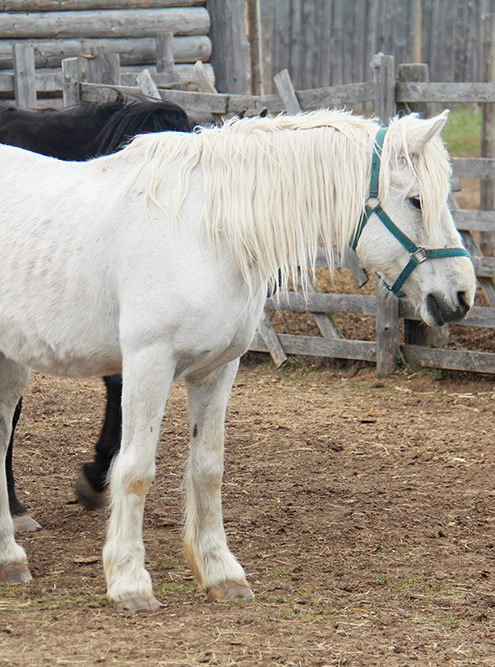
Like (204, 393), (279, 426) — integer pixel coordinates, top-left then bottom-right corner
(409, 110), (449, 154)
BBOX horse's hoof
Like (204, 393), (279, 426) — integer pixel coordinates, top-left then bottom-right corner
(0, 562), (32, 585)
(207, 581), (254, 602)
(13, 514), (42, 533)
(75, 471), (108, 510)
(113, 595), (163, 612)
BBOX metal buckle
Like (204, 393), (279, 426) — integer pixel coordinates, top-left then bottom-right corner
(411, 246), (427, 263)
(366, 196), (379, 208)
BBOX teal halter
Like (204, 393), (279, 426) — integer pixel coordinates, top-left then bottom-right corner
(350, 127), (471, 298)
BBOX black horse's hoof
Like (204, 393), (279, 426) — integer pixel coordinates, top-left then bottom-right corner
(13, 513), (41, 533)
(75, 470), (108, 510)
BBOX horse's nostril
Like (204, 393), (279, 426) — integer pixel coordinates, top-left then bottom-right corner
(426, 293), (445, 326)
(457, 291), (470, 316)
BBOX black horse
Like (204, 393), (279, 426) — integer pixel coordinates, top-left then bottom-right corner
(5, 93), (191, 531)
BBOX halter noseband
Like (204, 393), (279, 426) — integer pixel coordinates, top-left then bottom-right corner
(350, 127), (470, 298)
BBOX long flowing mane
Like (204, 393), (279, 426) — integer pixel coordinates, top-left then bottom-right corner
(126, 110), (452, 293)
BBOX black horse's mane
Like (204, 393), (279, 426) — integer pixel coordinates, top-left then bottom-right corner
(0, 92), (192, 161)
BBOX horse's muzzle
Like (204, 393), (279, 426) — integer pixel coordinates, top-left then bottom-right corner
(425, 291), (471, 326)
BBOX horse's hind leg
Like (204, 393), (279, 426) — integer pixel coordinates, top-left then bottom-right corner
(75, 374), (122, 510)
(0, 356), (32, 583)
(184, 359), (253, 602)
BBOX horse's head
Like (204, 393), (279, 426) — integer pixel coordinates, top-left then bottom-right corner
(354, 111), (476, 327)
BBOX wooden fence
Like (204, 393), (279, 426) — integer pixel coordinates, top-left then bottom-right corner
(6, 43), (495, 377)
(259, 0), (495, 92)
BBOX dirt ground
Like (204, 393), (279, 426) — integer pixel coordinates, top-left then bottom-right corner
(0, 357), (494, 667)
(2, 181), (495, 666)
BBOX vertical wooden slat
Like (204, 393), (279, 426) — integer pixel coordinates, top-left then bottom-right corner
(86, 47), (121, 86)
(246, 0), (264, 95)
(207, 0), (250, 94)
(372, 52), (399, 377)
(13, 43), (36, 109)
(62, 56), (87, 106)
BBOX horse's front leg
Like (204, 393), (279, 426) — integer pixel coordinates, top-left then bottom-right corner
(0, 356), (31, 583)
(103, 348), (174, 611)
(184, 359), (253, 602)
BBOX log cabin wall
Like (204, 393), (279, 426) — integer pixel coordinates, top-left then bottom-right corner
(0, 0), (213, 95)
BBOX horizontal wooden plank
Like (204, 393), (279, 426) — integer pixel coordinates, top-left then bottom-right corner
(452, 209), (495, 232)
(402, 344), (495, 374)
(296, 81), (376, 108)
(158, 87), (284, 115)
(1, 1), (205, 9)
(452, 157), (495, 179)
(265, 292), (377, 316)
(397, 81), (495, 104)
(471, 256), (495, 277)
(0, 62), (213, 94)
(0, 8), (209, 39)
(0, 36), (211, 70)
(250, 332), (377, 361)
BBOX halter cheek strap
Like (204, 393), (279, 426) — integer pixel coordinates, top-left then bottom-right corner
(350, 127), (471, 298)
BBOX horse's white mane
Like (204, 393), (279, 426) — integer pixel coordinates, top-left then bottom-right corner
(126, 109), (451, 293)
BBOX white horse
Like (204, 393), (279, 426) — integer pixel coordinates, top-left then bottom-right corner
(0, 110), (475, 611)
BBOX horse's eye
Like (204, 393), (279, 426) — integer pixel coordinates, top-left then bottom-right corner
(409, 197), (422, 210)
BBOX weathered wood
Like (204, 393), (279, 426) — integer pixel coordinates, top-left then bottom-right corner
(401, 345), (495, 374)
(396, 81), (495, 104)
(207, 0), (249, 94)
(192, 60), (216, 93)
(137, 69), (160, 98)
(371, 53), (395, 124)
(256, 312), (287, 368)
(246, 0), (264, 95)
(0, 63), (214, 96)
(480, 13), (495, 255)
(372, 53), (399, 377)
(86, 48), (120, 85)
(452, 209), (495, 232)
(265, 292), (376, 316)
(397, 63), (432, 117)
(0, 36), (211, 70)
(290, 82), (376, 108)
(0, 8), (210, 39)
(273, 68), (301, 114)
(12, 43), (36, 108)
(1, 0), (205, 9)
(452, 157), (495, 179)
(62, 56), (86, 106)
(250, 333), (377, 362)
(154, 34), (180, 87)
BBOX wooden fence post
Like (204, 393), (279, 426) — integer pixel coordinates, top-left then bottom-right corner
(13, 43), (36, 109)
(206, 0), (250, 93)
(62, 56), (87, 106)
(480, 13), (495, 256)
(86, 47), (121, 87)
(372, 53), (400, 377)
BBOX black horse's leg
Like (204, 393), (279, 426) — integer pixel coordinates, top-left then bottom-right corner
(8, 398), (41, 532)
(75, 374), (122, 510)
